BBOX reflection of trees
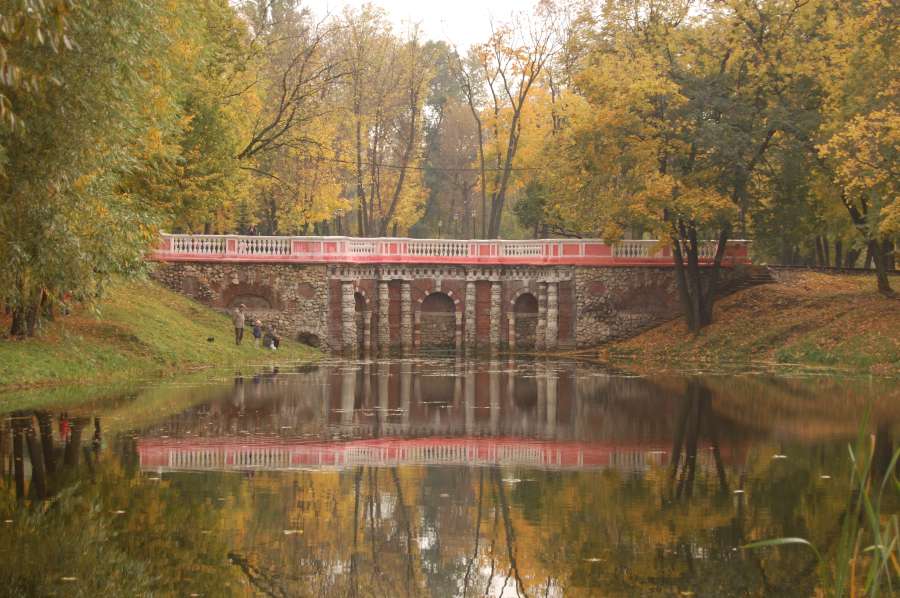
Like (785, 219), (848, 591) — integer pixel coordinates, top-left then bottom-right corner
(2, 363), (893, 596)
(0, 411), (242, 596)
(667, 379), (729, 501)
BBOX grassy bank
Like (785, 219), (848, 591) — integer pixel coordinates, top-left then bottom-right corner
(0, 278), (319, 391)
(603, 271), (900, 375)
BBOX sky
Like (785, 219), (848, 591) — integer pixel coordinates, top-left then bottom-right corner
(304, 0), (532, 49)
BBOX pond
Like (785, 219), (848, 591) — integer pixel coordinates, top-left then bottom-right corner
(0, 358), (897, 597)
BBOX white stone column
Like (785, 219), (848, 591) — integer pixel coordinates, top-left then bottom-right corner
(489, 281), (501, 351)
(535, 282), (547, 351)
(454, 311), (463, 351)
(377, 280), (390, 352)
(508, 313), (516, 350)
(341, 281), (356, 354)
(546, 281), (559, 350)
(400, 280), (412, 352)
(464, 279), (476, 351)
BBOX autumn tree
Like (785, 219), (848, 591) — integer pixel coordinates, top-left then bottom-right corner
(337, 7), (432, 237)
(813, 0), (898, 294)
(548, 0), (822, 331)
(0, 0), (174, 336)
(470, 13), (558, 238)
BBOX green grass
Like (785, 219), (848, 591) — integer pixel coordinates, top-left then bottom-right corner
(0, 278), (320, 392)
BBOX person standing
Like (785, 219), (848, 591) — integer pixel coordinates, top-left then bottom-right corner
(233, 304), (246, 345)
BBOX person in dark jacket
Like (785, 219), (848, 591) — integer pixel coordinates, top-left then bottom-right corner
(252, 319), (262, 347)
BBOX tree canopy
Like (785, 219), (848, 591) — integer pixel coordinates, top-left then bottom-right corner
(0, 0), (897, 336)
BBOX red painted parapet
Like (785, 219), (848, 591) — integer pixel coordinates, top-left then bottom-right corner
(149, 234), (752, 267)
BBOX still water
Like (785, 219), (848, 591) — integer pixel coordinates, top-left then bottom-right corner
(0, 358), (898, 597)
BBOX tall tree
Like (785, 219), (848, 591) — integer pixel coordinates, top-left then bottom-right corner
(474, 14), (557, 238)
(813, 0), (898, 294)
(0, 0), (172, 335)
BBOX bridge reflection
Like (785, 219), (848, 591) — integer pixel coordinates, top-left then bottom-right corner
(136, 359), (747, 474)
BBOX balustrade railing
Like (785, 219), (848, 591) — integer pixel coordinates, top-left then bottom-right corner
(153, 233), (751, 265)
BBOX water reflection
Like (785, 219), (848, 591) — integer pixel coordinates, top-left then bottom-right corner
(0, 359), (898, 597)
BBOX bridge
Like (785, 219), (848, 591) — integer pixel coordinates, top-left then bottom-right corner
(150, 234), (752, 352)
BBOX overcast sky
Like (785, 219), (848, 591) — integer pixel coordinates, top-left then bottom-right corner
(304, 0), (532, 48)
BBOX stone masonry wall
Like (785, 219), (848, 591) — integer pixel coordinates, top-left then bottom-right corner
(151, 262), (329, 348)
(152, 260), (742, 352)
(573, 266), (741, 346)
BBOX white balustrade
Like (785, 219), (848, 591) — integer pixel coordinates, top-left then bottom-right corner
(500, 241), (545, 258)
(612, 240), (657, 258)
(171, 235), (226, 256)
(156, 233), (748, 265)
(237, 236), (290, 256)
(406, 239), (469, 258)
(347, 239), (377, 255)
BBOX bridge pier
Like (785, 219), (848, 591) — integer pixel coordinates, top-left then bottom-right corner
(546, 281), (559, 350)
(400, 280), (412, 352)
(340, 280), (356, 354)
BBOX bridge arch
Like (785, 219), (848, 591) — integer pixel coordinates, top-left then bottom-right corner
(512, 291), (539, 349)
(418, 291), (457, 349)
(222, 282), (277, 310)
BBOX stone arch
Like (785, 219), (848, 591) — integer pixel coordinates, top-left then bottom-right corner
(222, 282), (277, 310)
(419, 292), (456, 349)
(512, 292), (539, 349)
(297, 331), (321, 348)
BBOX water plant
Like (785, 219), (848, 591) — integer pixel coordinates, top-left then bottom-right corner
(744, 408), (900, 596)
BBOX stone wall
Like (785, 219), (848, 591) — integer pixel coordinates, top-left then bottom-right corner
(151, 262), (329, 348)
(152, 259), (743, 352)
(572, 266), (741, 346)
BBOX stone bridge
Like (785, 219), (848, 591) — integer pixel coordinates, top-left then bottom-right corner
(149, 234), (751, 353)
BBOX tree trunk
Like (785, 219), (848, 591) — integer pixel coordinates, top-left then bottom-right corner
(671, 222), (728, 332)
(815, 236), (826, 266)
(884, 239), (896, 271)
(671, 233), (698, 332)
(834, 239), (843, 269)
(868, 239), (894, 295)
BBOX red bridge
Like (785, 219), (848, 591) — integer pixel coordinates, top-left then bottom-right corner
(149, 234), (754, 353)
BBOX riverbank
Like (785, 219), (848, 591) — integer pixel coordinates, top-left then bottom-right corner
(602, 271), (900, 376)
(0, 278), (319, 392)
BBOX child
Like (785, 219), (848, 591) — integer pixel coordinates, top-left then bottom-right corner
(252, 320), (262, 347)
